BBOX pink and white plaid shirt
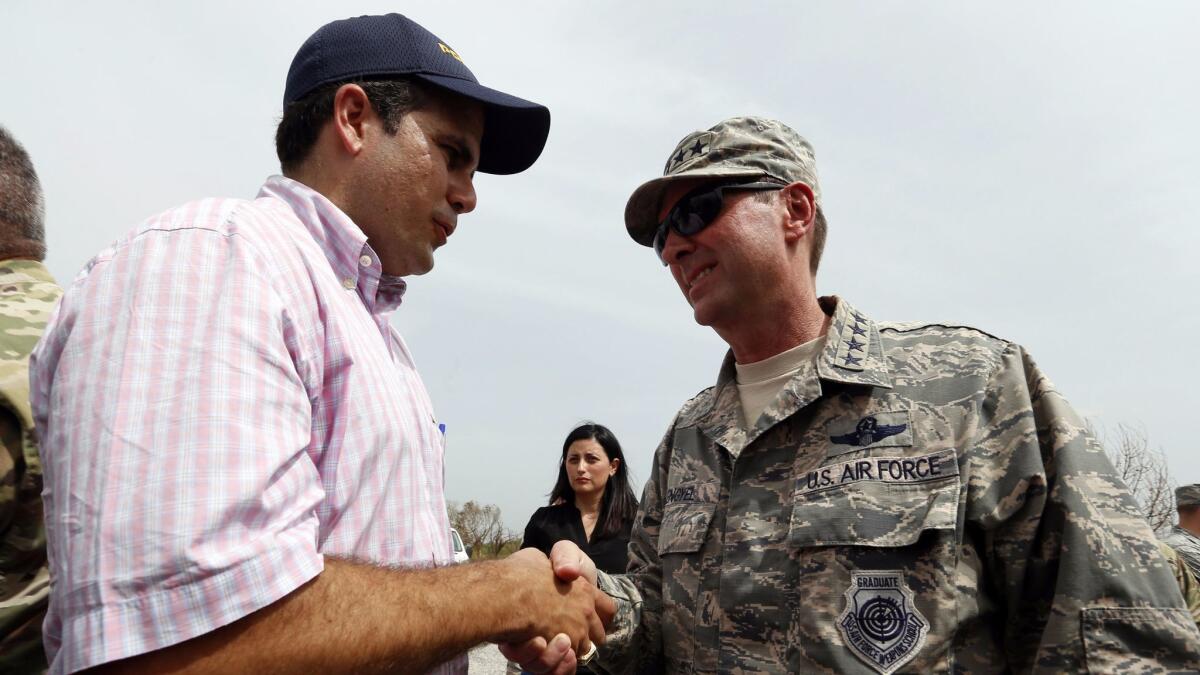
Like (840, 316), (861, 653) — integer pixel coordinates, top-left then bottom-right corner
(31, 176), (465, 674)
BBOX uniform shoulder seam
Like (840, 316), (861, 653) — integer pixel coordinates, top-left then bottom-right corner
(877, 321), (1014, 345)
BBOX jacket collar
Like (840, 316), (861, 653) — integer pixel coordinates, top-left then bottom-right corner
(686, 296), (892, 457)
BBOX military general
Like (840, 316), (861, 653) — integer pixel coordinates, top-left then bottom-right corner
(507, 117), (1200, 674)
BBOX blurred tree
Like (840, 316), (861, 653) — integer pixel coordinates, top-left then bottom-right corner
(447, 500), (519, 559)
(1095, 423), (1176, 533)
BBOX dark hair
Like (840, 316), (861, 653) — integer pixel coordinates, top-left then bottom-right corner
(0, 125), (46, 260)
(549, 422), (639, 539)
(752, 188), (827, 275)
(275, 78), (426, 174)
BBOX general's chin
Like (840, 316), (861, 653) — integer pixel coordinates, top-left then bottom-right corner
(689, 295), (729, 328)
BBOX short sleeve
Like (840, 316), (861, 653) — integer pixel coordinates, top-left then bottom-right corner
(31, 225), (325, 673)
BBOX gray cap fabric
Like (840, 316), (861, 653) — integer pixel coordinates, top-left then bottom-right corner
(624, 116), (821, 246)
(1177, 484), (1200, 508)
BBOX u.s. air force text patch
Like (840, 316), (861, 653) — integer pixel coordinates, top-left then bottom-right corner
(798, 448), (958, 496)
(838, 571), (928, 674)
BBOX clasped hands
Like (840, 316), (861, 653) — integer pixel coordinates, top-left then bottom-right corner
(499, 541), (615, 675)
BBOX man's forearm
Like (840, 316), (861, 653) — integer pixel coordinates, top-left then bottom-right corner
(87, 555), (588, 675)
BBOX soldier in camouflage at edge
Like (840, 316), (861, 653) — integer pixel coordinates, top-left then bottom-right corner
(506, 117), (1200, 673)
(0, 126), (62, 672)
(1158, 541), (1200, 631)
(1163, 485), (1200, 580)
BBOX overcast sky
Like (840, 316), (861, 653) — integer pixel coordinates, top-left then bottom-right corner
(4, 1), (1197, 532)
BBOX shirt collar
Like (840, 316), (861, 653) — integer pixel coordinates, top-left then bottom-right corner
(0, 259), (57, 286)
(258, 175), (407, 313)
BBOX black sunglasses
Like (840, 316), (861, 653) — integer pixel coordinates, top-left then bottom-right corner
(653, 180), (784, 264)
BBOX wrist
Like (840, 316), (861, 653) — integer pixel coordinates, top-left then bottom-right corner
(485, 557), (540, 642)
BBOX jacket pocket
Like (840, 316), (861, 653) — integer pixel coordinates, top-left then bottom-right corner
(1082, 607), (1200, 673)
(658, 500), (717, 555)
(787, 449), (961, 674)
(656, 484), (719, 670)
(790, 448), (959, 548)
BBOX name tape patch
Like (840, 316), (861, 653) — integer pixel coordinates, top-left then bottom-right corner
(798, 449), (957, 497)
(665, 485), (698, 504)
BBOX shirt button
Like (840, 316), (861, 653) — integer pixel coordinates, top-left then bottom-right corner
(342, 277), (355, 290)
(359, 255), (372, 267)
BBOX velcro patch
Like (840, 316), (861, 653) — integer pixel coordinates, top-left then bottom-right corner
(838, 570), (929, 674)
(827, 411), (912, 456)
(665, 485), (697, 504)
(798, 449), (957, 497)
(663, 480), (718, 505)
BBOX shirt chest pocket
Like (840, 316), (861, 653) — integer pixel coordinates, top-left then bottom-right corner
(655, 482), (720, 668)
(789, 448), (960, 548)
(787, 450), (961, 674)
(657, 479), (721, 555)
(657, 500), (718, 555)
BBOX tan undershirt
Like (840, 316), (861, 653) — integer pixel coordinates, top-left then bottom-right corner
(734, 335), (826, 428)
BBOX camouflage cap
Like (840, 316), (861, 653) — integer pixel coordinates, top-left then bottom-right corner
(1177, 484), (1200, 508)
(624, 116), (821, 246)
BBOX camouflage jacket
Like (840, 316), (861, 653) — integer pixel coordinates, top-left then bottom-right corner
(1163, 527), (1200, 582)
(1158, 541), (1200, 630)
(596, 297), (1200, 674)
(0, 260), (61, 672)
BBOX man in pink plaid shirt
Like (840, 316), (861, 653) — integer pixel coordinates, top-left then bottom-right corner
(30, 14), (608, 675)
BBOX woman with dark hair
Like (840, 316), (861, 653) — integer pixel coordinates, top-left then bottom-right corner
(519, 422), (639, 574)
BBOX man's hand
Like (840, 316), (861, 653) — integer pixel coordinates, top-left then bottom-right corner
(499, 542), (617, 673)
(500, 548), (606, 654)
(548, 540), (598, 586)
(548, 541), (614, 627)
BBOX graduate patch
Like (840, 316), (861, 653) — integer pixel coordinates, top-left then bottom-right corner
(838, 571), (928, 674)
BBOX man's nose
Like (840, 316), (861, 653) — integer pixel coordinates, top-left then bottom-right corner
(660, 229), (695, 265)
(449, 174), (477, 214)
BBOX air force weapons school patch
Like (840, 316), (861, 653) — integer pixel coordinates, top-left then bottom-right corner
(838, 571), (929, 674)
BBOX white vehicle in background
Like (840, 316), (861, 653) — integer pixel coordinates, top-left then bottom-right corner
(450, 528), (470, 563)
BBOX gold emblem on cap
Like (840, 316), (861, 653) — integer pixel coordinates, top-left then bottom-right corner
(438, 42), (464, 63)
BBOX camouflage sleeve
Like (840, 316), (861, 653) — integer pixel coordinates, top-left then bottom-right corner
(1159, 541), (1200, 631)
(966, 343), (1200, 672)
(591, 426), (671, 675)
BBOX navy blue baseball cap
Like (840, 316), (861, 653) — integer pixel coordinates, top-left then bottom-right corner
(284, 14), (550, 175)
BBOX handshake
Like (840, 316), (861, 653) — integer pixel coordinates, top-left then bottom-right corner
(494, 541), (616, 675)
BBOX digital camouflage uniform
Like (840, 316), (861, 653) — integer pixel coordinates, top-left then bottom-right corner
(594, 297), (1200, 674)
(1164, 527), (1200, 582)
(0, 259), (61, 673)
(1158, 541), (1200, 631)
(604, 116), (1200, 674)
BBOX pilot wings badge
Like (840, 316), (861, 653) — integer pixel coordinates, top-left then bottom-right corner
(830, 415), (907, 447)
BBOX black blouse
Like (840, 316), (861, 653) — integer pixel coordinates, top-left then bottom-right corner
(519, 503), (633, 574)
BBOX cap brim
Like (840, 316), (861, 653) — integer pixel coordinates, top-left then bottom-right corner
(417, 73), (550, 175)
(624, 167), (766, 246)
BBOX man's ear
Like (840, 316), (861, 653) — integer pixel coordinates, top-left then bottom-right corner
(781, 181), (817, 243)
(330, 83), (373, 156)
